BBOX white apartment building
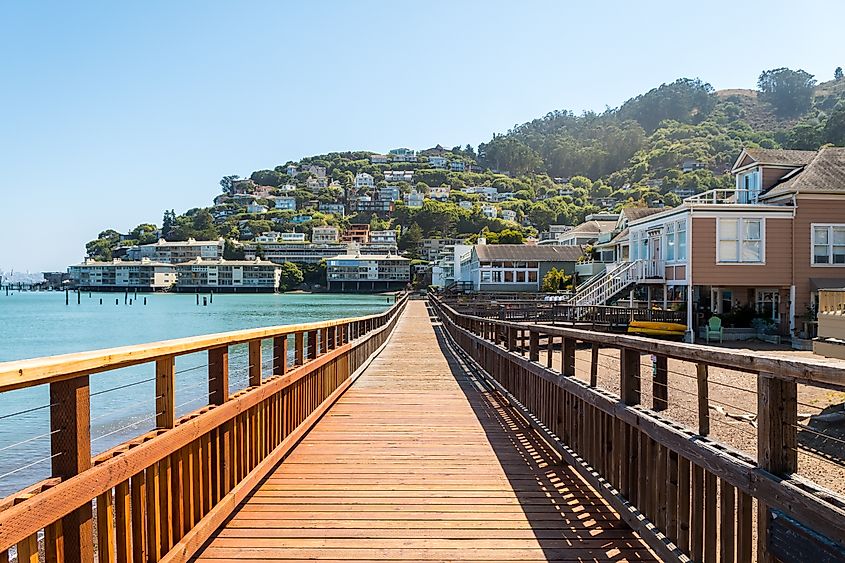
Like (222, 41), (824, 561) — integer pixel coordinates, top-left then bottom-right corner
(68, 258), (177, 291)
(354, 172), (374, 189)
(126, 238), (225, 264)
(326, 254), (411, 291)
(175, 258), (282, 293)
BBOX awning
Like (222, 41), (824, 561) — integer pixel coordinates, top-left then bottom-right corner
(810, 278), (845, 290)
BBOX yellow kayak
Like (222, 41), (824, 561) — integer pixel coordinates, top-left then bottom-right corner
(628, 320), (687, 337)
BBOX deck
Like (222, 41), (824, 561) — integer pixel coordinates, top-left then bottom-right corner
(193, 301), (656, 562)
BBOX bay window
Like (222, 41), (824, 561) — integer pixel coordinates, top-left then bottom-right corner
(812, 224), (845, 265)
(718, 218), (763, 263)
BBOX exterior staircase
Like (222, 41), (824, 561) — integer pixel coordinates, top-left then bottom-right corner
(570, 260), (642, 306)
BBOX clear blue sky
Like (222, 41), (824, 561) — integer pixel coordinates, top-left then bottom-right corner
(1, 0), (843, 272)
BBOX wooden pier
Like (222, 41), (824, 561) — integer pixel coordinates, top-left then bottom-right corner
(0, 295), (844, 563)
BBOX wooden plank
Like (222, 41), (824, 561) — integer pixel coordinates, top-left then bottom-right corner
(653, 355), (668, 411)
(691, 463), (704, 562)
(50, 375), (93, 563)
(130, 472), (146, 563)
(294, 332), (304, 366)
(704, 470), (717, 563)
(208, 347), (229, 405)
(696, 363), (710, 436)
(737, 491), (753, 563)
(96, 489), (115, 563)
(273, 335), (288, 375)
(114, 480), (131, 563)
(156, 356), (176, 429)
(721, 481), (736, 563)
(620, 348), (640, 405)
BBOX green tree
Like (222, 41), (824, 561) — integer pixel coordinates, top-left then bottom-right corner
(835, 67), (843, 81)
(757, 68), (816, 116)
(219, 175), (240, 195)
(541, 267), (571, 292)
(223, 239), (245, 259)
(495, 229), (524, 244)
(399, 222), (423, 257)
(278, 262), (304, 292)
(823, 103), (845, 146)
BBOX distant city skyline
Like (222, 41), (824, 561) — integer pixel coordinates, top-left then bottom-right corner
(2, 0), (844, 271)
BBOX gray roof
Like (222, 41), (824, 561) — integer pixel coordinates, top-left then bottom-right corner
(762, 147), (845, 199)
(741, 148), (817, 167)
(474, 245), (584, 262)
(621, 207), (664, 222)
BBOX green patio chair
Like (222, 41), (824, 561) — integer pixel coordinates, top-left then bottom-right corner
(706, 316), (723, 344)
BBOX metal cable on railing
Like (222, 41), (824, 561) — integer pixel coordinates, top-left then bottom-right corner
(0, 452), (62, 482)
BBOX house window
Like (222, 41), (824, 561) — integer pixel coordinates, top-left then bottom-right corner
(718, 218), (763, 263)
(812, 225), (845, 265)
(491, 271), (502, 283)
(737, 170), (761, 203)
(515, 271), (526, 283)
(528, 271), (538, 283)
(666, 223), (675, 262)
(481, 271), (491, 283)
(677, 220), (687, 261)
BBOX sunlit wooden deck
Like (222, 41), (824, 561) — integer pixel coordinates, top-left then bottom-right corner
(193, 301), (656, 562)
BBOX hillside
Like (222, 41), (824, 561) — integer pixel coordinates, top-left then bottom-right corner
(84, 67), (845, 262)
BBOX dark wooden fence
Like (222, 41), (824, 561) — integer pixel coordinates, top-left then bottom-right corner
(431, 295), (845, 563)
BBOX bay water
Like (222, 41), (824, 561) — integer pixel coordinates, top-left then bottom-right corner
(0, 290), (391, 496)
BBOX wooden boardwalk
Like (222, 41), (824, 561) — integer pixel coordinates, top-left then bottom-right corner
(193, 300), (656, 562)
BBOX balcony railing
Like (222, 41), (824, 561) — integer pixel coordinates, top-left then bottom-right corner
(684, 188), (756, 205)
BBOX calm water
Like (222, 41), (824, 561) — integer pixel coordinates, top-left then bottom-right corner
(0, 290), (391, 496)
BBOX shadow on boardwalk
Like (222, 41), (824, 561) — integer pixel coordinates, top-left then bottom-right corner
(427, 304), (655, 562)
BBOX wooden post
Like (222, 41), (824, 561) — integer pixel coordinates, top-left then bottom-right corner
(293, 331), (304, 365)
(248, 340), (262, 387)
(321, 327), (330, 354)
(50, 376), (93, 563)
(620, 348), (640, 405)
(274, 335), (288, 375)
(653, 355), (668, 411)
(528, 330), (540, 362)
(155, 356), (176, 429)
(757, 372), (798, 562)
(208, 346), (229, 405)
(590, 344), (599, 387)
(696, 363), (710, 436)
(307, 330), (318, 360)
(562, 337), (575, 377)
(507, 326), (516, 351)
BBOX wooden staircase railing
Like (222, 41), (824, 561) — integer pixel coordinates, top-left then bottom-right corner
(0, 294), (408, 563)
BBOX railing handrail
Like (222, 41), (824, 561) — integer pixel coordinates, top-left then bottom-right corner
(433, 296), (845, 390)
(0, 300), (404, 393)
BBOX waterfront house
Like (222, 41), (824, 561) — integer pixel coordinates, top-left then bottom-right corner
(125, 238), (224, 264)
(450, 161), (466, 172)
(318, 202), (345, 216)
(501, 209), (517, 222)
(481, 204), (497, 218)
(247, 201), (269, 214)
(68, 258), (177, 291)
(583, 146), (845, 341)
(312, 226), (340, 244)
(369, 230), (398, 246)
(464, 186), (498, 201)
(342, 224), (370, 244)
(326, 253), (411, 291)
(273, 197), (297, 211)
(175, 258), (282, 293)
(286, 164), (298, 176)
(428, 156), (448, 169)
(354, 172), (374, 189)
(384, 170), (414, 183)
(389, 148), (417, 162)
(543, 216), (617, 246)
(461, 244), (585, 292)
(370, 154), (390, 164)
(405, 189), (424, 208)
(378, 186), (401, 202)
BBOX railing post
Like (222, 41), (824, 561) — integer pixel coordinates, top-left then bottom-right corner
(620, 348), (641, 405)
(307, 330), (318, 360)
(696, 363), (709, 436)
(590, 344), (599, 387)
(50, 375), (93, 563)
(208, 346), (229, 405)
(294, 332), (305, 365)
(653, 355), (668, 411)
(248, 339), (262, 387)
(155, 356), (176, 428)
(529, 330), (540, 362)
(562, 337), (576, 377)
(757, 371), (798, 562)
(321, 327), (330, 354)
(274, 335), (288, 375)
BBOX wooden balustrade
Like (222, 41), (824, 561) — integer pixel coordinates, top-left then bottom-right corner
(0, 295), (407, 563)
(431, 295), (845, 563)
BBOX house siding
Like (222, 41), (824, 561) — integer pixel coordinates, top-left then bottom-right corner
(691, 216), (792, 286)
(793, 196), (845, 313)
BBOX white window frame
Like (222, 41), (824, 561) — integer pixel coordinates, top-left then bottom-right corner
(810, 223), (845, 267)
(716, 217), (765, 264)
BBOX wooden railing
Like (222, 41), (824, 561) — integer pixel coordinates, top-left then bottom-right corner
(0, 294), (408, 563)
(431, 295), (845, 563)
(444, 299), (686, 327)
